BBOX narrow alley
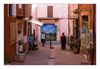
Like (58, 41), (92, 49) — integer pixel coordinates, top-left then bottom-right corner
(12, 42), (90, 65)
(4, 4), (96, 65)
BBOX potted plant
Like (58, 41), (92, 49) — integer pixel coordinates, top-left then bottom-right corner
(69, 36), (74, 50)
(32, 37), (38, 50)
(18, 39), (24, 53)
(86, 46), (93, 56)
(32, 42), (38, 50)
(6, 57), (12, 64)
(72, 42), (79, 54)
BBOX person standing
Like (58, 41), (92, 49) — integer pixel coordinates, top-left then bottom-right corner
(41, 32), (46, 47)
(29, 34), (33, 51)
(60, 32), (67, 51)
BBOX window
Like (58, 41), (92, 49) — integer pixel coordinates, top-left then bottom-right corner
(18, 22), (22, 34)
(8, 4), (16, 16)
(23, 20), (27, 35)
(82, 15), (89, 49)
(82, 16), (88, 23)
(47, 6), (53, 17)
(82, 16), (88, 33)
(9, 4), (13, 16)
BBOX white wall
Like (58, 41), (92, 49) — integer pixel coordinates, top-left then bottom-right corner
(31, 4), (37, 20)
(60, 19), (68, 36)
(37, 4), (47, 18)
(53, 4), (68, 18)
(32, 4), (68, 41)
(31, 4), (38, 34)
(37, 4), (68, 18)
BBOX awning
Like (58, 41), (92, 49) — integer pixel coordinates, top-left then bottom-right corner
(38, 17), (60, 20)
(29, 19), (43, 26)
(23, 17), (43, 26)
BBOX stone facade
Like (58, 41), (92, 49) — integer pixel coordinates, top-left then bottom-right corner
(79, 4), (96, 64)
(4, 4), (32, 63)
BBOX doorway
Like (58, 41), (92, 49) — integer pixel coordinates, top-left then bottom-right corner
(41, 24), (57, 41)
(82, 16), (89, 57)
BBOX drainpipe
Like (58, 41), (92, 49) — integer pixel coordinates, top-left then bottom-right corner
(68, 4), (70, 45)
(78, 4), (80, 53)
(91, 4), (96, 65)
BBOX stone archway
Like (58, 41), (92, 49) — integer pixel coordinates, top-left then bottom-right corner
(41, 24), (57, 41)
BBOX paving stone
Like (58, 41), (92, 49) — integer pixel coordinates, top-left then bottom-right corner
(12, 42), (90, 65)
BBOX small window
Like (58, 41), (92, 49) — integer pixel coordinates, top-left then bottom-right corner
(47, 6), (53, 17)
(8, 4), (16, 16)
(9, 4), (13, 16)
(82, 16), (88, 24)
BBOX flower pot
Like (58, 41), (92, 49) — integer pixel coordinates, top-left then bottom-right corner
(18, 45), (24, 53)
(73, 48), (79, 54)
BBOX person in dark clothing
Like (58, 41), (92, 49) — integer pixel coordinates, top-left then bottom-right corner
(60, 32), (66, 51)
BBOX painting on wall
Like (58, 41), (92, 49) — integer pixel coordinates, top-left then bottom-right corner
(41, 24), (57, 41)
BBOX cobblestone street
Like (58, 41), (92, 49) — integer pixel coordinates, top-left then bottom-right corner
(4, 4), (96, 65)
(12, 42), (90, 65)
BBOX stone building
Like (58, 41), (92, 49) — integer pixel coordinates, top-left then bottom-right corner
(79, 4), (96, 64)
(4, 4), (32, 63)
